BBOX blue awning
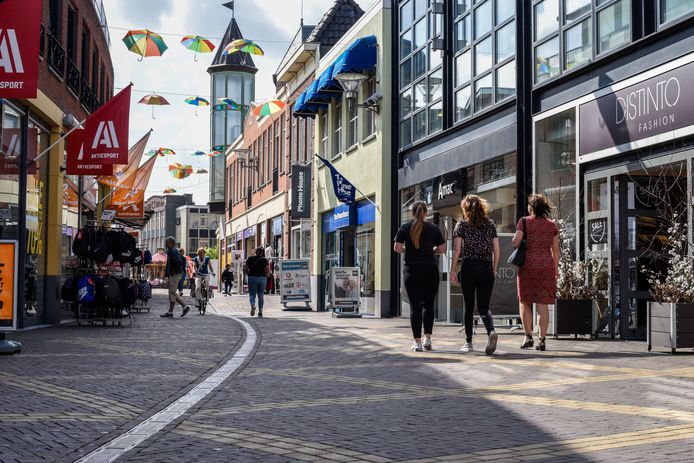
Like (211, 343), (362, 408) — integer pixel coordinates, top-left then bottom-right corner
(331, 35), (378, 78)
(293, 87), (325, 118)
(316, 64), (342, 93)
(304, 79), (331, 105)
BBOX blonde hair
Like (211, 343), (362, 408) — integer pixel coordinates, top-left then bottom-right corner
(461, 194), (489, 226)
(197, 247), (206, 254)
(410, 201), (428, 249)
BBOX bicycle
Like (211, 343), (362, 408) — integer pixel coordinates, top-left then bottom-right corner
(194, 272), (214, 315)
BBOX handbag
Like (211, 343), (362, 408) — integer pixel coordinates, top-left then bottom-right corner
(508, 217), (527, 267)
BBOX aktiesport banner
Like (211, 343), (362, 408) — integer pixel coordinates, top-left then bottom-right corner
(83, 85), (132, 165)
(0, 0), (42, 98)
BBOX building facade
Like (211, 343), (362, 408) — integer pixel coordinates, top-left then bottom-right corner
(295, 1), (392, 316)
(140, 194), (194, 253)
(223, 0), (365, 270)
(175, 205), (222, 257)
(1, 0), (113, 328)
(392, 0), (694, 338)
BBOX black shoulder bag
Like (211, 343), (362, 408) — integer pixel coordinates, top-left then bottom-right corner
(508, 217), (527, 267)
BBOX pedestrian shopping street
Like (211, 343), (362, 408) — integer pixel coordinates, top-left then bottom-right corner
(2, 290), (694, 463)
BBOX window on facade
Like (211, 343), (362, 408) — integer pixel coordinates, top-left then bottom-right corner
(321, 112), (328, 156)
(280, 117), (285, 172)
(273, 121), (280, 172)
(347, 101), (358, 149)
(533, 0), (630, 83)
(363, 76), (377, 139)
(332, 103), (342, 158)
(67, 7), (77, 59)
(306, 116), (314, 161)
(290, 109), (297, 164)
(91, 50), (98, 89)
(81, 27), (90, 75)
(451, 0), (516, 123)
(660, 0), (694, 24)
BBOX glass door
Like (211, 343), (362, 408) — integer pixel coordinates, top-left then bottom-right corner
(584, 177), (612, 338)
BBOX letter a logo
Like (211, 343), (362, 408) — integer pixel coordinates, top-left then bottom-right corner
(91, 121), (120, 149)
(0, 29), (24, 73)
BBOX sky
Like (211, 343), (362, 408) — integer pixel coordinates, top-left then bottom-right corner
(102, 0), (378, 205)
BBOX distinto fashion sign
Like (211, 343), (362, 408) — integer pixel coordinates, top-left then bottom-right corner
(579, 60), (694, 156)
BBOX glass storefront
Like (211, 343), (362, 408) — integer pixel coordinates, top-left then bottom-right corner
(291, 220), (311, 259)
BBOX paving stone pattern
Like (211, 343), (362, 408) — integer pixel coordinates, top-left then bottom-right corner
(3, 290), (694, 462)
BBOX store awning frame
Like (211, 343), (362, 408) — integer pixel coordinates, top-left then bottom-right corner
(331, 35), (378, 78)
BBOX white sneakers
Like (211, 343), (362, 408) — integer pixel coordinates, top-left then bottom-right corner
(411, 341), (423, 352)
(423, 338), (432, 351)
(461, 342), (474, 352)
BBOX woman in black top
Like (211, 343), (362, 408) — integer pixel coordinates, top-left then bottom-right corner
(245, 247), (270, 317)
(450, 195), (500, 354)
(394, 201), (446, 352)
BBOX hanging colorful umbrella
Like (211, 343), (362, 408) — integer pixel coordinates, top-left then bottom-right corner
(168, 162), (194, 179)
(138, 93), (170, 119)
(223, 39), (264, 56)
(217, 98), (245, 111)
(163, 187), (177, 194)
(122, 29), (168, 61)
(195, 168), (209, 174)
(252, 99), (286, 118)
(180, 35), (215, 61)
(146, 147), (176, 157)
(192, 150), (207, 156)
(208, 150), (224, 157)
(184, 96), (210, 116)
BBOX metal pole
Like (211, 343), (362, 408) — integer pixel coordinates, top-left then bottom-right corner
(32, 118), (85, 165)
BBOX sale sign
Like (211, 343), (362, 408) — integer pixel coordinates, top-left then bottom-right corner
(83, 85), (131, 165)
(0, 0), (42, 98)
(0, 240), (18, 331)
(66, 129), (113, 175)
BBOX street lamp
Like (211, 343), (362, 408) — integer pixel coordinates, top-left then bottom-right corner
(232, 148), (258, 171)
(334, 72), (381, 113)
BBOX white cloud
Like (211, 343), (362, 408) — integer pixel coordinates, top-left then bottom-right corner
(103, 0), (376, 205)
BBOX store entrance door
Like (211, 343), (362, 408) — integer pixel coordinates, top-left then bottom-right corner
(585, 162), (688, 340)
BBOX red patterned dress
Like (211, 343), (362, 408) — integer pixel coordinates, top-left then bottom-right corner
(517, 216), (559, 304)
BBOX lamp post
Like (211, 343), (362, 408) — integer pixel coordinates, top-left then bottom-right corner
(334, 73), (381, 113)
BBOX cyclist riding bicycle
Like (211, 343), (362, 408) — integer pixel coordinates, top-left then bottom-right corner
(193, 248), (215, 312)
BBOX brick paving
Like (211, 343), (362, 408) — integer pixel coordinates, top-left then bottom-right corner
(3, 290), (694, 462)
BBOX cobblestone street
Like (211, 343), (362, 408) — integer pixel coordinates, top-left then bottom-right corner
(3, 290), (694, 462)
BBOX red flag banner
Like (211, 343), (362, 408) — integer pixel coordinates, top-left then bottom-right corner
(66, 129), (113, 175)
(109, 155), (157, 218)
(83, 85), (131, 165)
(0, 0), (42, 98)
(97, 130), (151, 189)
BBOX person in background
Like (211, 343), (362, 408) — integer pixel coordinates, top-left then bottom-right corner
(245, 247), (270, 317)
(394, 201), (446, 352)
(513, 194), (560, 351)
(221, 264), (235, 295)
(161, 237), (190, 318)
(193, 248), (215, 313)
(177, 248), (186, 296)
(450, 195), (500, 354)
(265, 242), (274, 258)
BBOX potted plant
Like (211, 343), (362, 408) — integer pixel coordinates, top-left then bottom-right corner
(551, 220), (596, 337)
(644, 214), (694, 354)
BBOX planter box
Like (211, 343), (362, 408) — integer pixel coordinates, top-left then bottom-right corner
(548, 299), (593, 337)
(647, 302), (694, 353)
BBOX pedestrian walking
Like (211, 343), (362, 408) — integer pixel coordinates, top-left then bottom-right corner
(161, 237), (190, 318)
(221, 264), (235, 295)
(177, 248), (186, 296)
(193, 248), (215, 313)
(513, 194), (560, 351)
(449, 195), (500, 354)
(394, 201), (446, 352)
(245, 247), (270, 317)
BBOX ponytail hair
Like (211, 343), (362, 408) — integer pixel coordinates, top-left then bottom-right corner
(410, 201), (428, 249)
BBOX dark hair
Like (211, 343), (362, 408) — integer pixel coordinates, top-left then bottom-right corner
(461, 194), (489, 226)
(255, 247), (265, 257)
(528, 194), (552, 218)
(410, 201), (428, 249)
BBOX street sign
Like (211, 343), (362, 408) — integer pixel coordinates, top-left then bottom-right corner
(0, 240), (18, 331)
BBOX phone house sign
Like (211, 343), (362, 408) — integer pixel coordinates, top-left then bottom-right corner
(579, 59), (694, 157)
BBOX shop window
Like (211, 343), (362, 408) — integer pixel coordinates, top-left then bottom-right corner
(660, 0), (694, 24)
(534, 108), (577, 240)
(535, 37), (560, 83)
(597, 0), (631, 54)
(564, 18), (592, 69)
(466, 153), (517, 232)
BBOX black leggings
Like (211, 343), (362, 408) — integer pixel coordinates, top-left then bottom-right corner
(403, 264), (440, 339)
(459, 261), (496, 342)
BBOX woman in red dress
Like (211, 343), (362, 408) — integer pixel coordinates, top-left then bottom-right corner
(512, 194), (560, 351)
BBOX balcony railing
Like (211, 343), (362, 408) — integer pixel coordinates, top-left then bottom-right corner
(39, 24), (46, 57)
(46, 30), (65, 78)
(66, 59), (80, 95)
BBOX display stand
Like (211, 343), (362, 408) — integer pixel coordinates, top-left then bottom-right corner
(279, 259), (312, 311)
(328, 267), (362, 318)
(0, 240), (21, 354)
